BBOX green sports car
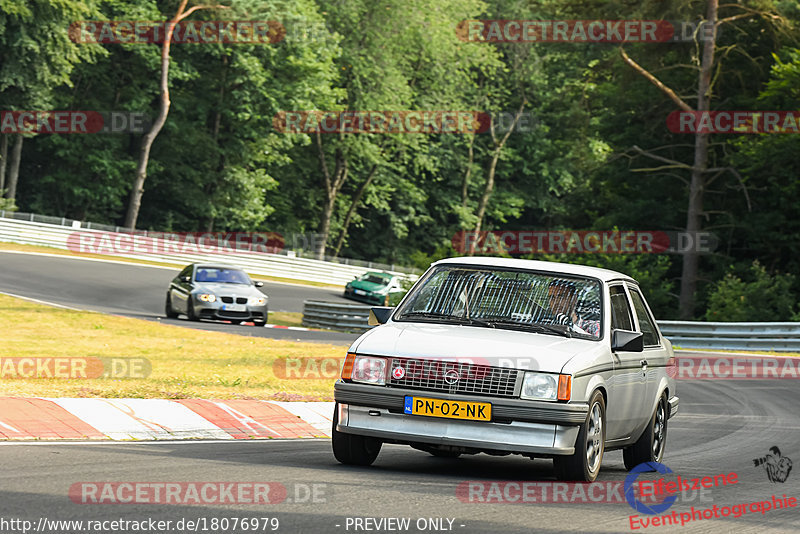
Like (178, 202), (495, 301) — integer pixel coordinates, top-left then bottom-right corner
(343, 272), (405, 305)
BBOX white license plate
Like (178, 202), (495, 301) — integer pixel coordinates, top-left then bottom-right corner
(354, 289), (366, 295)
(222, 304), (246, 311)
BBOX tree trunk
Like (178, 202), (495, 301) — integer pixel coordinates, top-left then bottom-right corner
(124, 0), (222, 229)
(6, 134), (23, 201)
(461, 134), (475, 207)
(679, 0), (718, 319)
(0, 134), (7, 193)
(468, 100), (527, 255)
(332, 165), (378, 258)
(314, 130), (349, 260)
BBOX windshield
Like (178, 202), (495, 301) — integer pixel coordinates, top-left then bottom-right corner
(194, 267), (251, 285)
(359, 274), (390, 285)
(395, 265), (602, 339)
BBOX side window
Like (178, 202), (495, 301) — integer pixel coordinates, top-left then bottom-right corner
(609, 285), (634, 331)
(629, 288), (660, 346)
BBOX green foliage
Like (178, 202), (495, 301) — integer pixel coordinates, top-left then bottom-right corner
(705, 261), (799, 321)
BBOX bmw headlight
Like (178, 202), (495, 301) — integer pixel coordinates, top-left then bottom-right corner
(249, 296), (266, 306)
(197, 293), (216, 302)
(520, 372), (571, 401)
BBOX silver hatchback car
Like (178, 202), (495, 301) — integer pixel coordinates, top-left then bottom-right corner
(332, 257), (678, 481)
(165, 263), (268, 326)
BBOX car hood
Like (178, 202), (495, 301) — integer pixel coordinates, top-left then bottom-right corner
(192, 283), (263, 297)
(348, 280), (388, 292)
(351, 321), (599, 373)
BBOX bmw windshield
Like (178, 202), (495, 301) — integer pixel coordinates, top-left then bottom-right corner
(394, 265), (602, 339)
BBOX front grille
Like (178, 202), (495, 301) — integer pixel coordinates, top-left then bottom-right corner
(220, 296), (248, 305)
(218, 311), (250, 318)
(387, 357), (520, 398)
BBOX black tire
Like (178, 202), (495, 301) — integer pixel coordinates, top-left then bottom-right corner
(623, 394), (668, 470)
(554, 390), (605, 482)
(331, 403), (381, 466)
(186, 300), (199, 321)
(253, 320), (266, 327)
(165, 293), (179, 319)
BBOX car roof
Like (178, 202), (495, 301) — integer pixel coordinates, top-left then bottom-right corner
(431, 256), (637, 284)
(363, 271), (394, 277)
(191, 263), (246, 271)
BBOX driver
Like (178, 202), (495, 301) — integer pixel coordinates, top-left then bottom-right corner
(547, 279), (600, 337)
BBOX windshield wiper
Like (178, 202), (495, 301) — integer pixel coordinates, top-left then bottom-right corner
(398, 311), (494, 328)
(482, 320), (572, 338)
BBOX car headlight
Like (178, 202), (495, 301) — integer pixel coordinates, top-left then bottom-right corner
(520, 372), (571, 401)
(249, 296), (266, 306)
(197, 293), (216, 302)
(346, 355), (387, 385)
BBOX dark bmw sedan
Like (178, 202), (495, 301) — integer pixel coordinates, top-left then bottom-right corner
(165, 263), (268, 326)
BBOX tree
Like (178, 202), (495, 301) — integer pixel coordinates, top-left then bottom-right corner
(0, 0), (103, 200)
(124, 0), (228, 229)
(617, 0), (791, 318)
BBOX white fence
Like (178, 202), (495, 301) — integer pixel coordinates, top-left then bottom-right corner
(296, 304), (800, 352)
(0, 212), (416, 286)
(658, 321), (800, 352)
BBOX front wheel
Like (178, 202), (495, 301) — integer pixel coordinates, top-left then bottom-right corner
(165, 293), (178, 319)
(186, 300), (199, 321)
(554, 390), (605, 482)
(623, 394), (668, 470)
(331, 403), (382, 466)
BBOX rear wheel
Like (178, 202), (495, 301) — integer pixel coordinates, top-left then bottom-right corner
(164, 293), (178, 319)
(331, 403), (382, 466)
(623, 394), (668, 470)
(554, 390), (605, 482)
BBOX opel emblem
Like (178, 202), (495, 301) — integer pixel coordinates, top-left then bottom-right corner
(443, 369), (460, 385)
(392, 366), (405, 380)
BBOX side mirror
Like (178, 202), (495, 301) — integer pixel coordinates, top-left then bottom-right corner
(611, 329), (644, 352)
(368, 306), (394, 326)
(180, 275), (191, 283)
(254, 281), (264, 287)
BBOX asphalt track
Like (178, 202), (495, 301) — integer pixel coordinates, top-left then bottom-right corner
(1, 251), (799, 532)
(1, 378), (798, 533)
(0, 250), (360, 345)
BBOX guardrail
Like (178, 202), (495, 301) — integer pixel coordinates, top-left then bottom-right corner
(297, 306), (800, 352)
(658, 321), (800, 352)
(302, 300), (373, 332)
(0, 212), (417, 286)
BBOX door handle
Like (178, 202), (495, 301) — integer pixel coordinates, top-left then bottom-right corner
(640, 359), (648, 371)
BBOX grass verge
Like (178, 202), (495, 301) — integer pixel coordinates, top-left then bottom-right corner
(0, 294), (341, 400)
